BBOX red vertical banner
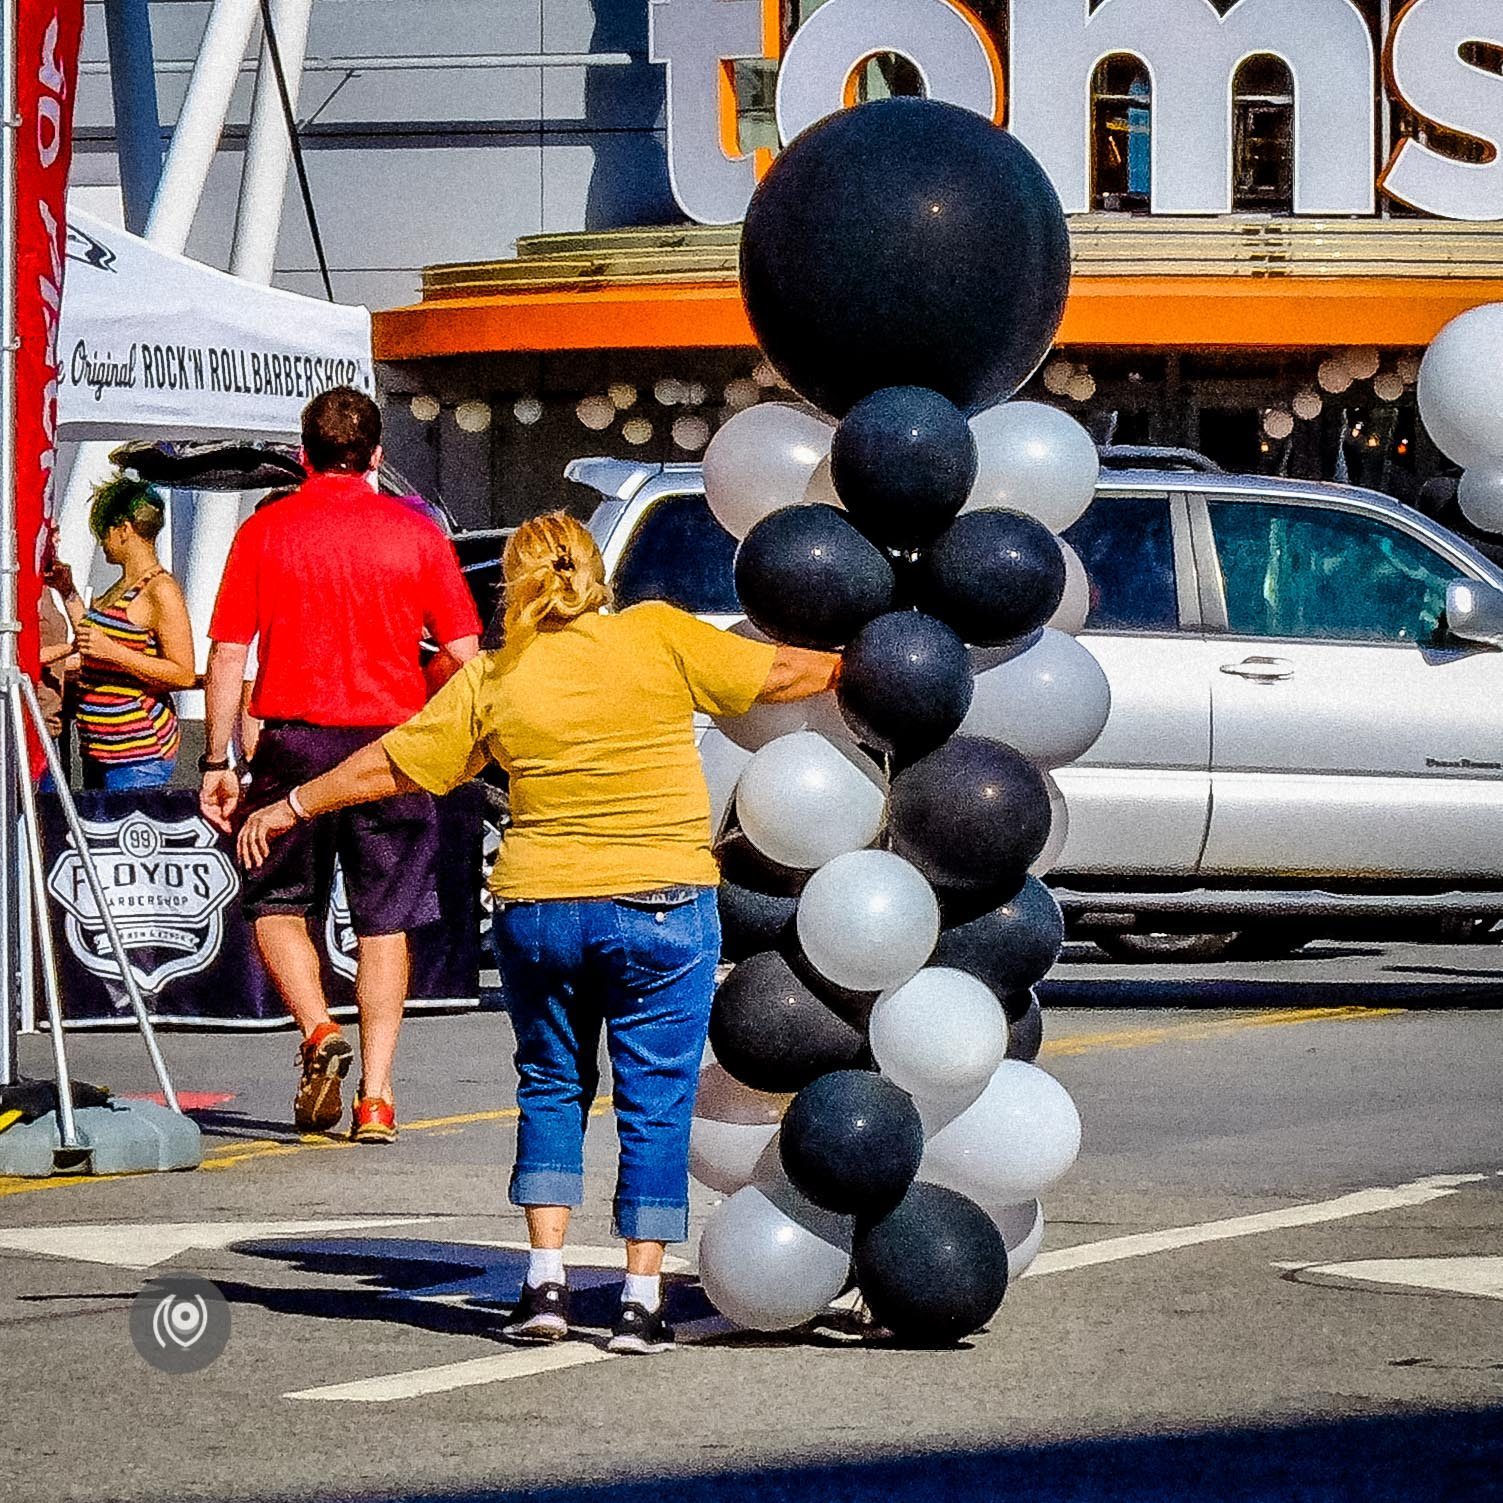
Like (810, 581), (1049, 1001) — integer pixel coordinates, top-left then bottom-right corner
(15, 2), (85, 702)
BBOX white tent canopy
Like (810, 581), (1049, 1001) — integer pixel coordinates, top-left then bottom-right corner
(57, 207), (373, 443)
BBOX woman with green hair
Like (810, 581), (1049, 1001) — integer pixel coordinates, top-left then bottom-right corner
(63, 475), (197, 790)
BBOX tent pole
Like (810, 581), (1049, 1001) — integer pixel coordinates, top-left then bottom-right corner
(144, 0), (261, 255)
(0, 0), (19, 1090)
(230, 0), (314, 284)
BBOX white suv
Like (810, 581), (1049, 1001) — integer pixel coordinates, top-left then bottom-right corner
(569, 454), (1503, 962)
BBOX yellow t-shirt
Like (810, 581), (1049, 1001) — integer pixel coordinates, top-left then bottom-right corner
(382, 602), (777, 900)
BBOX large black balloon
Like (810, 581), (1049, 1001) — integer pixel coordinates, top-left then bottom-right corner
(780, 1070), (924, 1216)
(838, 611), (973, 761)
(735, 505), (895, 649)
(854, 1183), (1008, 1346)
(933, 876), (1064, 995)
(831, 387), (977, 549)
(889, 736), (1052, 894)
(1006, 995), (1044, 1062)
(740, 98), (1070, 417)
(920, 509), (1066, 647)
(716, 837), (803, 962)
(709, 952), (866, 1093)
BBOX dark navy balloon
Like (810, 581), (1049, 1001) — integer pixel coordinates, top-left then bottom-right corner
(920, 509), (1066, 647)
(831, 387), (977, 549)
(716, 836), (803, 963)
(854, 1182), (1009, 1346)
(1006, 994), (1044, 1062)
(780, 1070), (924, 1216)
(735, 505), (895, 649)
(889, 735), (1053, 894)
(933, 876), (1065, 995)
(710, 952), (866, 1094)
(740, 99), (1070, 416)
(838, 611), (973, 761)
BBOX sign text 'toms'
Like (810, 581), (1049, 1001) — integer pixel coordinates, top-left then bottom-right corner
(649, 0), (1503, 225)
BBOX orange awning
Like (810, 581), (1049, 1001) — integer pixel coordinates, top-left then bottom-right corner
(373, 275), (1503, 361)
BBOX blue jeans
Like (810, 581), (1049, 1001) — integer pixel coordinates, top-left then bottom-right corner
(82, 757), (175, 792)
(492, 887), (720, 1244)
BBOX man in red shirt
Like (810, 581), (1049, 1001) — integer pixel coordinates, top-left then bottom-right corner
(201, 388), (481, 1142)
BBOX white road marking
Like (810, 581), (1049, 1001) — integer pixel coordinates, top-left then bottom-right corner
(1273, 1255), (1503, 1300)
(1022, 1173), (1489, 1279)
(286, 1343), (609, 1401)
(0, 1217), (434, 1270)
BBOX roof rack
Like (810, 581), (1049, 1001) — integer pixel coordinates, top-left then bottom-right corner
(1098, 446), (1223, 474)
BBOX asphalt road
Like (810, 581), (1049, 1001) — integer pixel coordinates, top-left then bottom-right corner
(1, 941), (1500, 1503)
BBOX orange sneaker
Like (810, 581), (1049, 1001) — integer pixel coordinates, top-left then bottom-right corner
(293, 1022), (353, 1133)
(350, 1092), (397, 1145)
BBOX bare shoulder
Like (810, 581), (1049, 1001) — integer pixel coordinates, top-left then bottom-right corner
(143, 569), (189, 617)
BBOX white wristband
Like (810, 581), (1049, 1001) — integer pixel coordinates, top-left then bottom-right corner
(287, 786), (312, 822)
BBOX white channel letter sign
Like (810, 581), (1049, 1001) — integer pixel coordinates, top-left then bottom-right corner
(652, 0), (1503, 225)
(1382, 0), (1503, 222)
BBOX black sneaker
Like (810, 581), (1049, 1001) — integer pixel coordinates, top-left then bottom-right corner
(607, 1300), (675, 1355)
(502, 1281), (569, 1343)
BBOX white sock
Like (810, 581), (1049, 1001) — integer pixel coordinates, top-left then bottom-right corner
(623, 1272), (661, 1311)
(526, 1248), (565, 1288)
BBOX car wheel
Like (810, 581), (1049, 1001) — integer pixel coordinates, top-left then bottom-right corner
(1091, 929), (1245, 964)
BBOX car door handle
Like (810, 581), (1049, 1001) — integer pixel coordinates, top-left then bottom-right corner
(1219, 656), (1295, 681)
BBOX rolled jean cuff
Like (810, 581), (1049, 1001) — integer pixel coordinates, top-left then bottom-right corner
(612, 1199), (689, 1244)
(510, 1167), (584, 1209)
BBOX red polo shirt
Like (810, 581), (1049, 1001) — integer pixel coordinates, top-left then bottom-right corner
(209, 472), (481, 727)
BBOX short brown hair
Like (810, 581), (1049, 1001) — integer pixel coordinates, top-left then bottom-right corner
(301, 387), (381, 474)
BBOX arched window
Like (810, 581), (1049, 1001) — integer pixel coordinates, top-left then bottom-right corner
(1232, 54), (1294, 212)
(1091, 55), (1151, 213)
(847, 50), (925, 106)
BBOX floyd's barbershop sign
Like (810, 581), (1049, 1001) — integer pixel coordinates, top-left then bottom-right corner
(650, 0), (1503, 224)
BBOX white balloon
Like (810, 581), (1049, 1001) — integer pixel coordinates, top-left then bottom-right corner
(965, 402), (1100, 533)
(1048, 540), (1090, 636)
(1418, 304), (1503, 471)
(713, 625), (830, 751)
(1458, 467), (1503, 535)
(870, 967), (1007, 1103)
(697, 727), (754, 843)
(736, 732), (886, 870)
(697, 1178), (852, 1331)
(689, 1063), (788, 1195)
(703, 403), (834, 540)
(1030, 774), (1070, 877)
(989, 1198), (1045, 1277)
(804, 453), (841, 507)
(962, 629), (1111, 769)
(797, 849), (939, 993)
(919, 1060), (1082, 1205)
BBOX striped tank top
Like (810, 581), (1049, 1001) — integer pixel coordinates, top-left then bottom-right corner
(76, 571), (181, 767)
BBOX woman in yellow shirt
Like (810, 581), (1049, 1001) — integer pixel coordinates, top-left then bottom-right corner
(239, 512), (837, 1354)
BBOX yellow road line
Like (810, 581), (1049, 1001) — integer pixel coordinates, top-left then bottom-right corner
(1040, 1005), (1401, 1057)
(0, 1008), (1398, 1200)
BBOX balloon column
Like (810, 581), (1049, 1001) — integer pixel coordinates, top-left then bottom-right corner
(693, 99), (1108, 1347)
(1417, 305), (1503, 533)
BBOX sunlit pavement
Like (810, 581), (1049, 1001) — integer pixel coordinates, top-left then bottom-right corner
(1, 943), (1500, 1503)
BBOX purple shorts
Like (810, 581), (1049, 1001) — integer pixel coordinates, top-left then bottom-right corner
(240, 722), (440, 937)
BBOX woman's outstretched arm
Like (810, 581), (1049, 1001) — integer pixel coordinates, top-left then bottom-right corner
(756, 645), (841, 703)
(237, 744), (420, 869)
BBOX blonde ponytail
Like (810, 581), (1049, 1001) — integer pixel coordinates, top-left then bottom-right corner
(501, 512), (612, 644)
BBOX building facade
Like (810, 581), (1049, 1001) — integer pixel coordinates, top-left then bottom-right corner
(77, 1), (1503, 528)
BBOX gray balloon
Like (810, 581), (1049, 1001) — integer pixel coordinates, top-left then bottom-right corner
(964, 401), (1099, 533)
(697, 1176), (853, 1331)
(962, 628), (1110, 769)
(1048, 540), (1091, 635)
(1459, 467), (1503, 535)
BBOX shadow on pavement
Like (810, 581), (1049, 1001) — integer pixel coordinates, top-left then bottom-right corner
(288, 1406), (1503, 1503)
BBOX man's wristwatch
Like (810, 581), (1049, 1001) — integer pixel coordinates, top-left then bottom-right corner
(198, 754), (232, 774)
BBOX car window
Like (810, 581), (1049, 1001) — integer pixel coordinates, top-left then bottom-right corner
(1061, 494), (1179, 631)
(612, 493), (741, 615)
(1207, 500), (1456, 645)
